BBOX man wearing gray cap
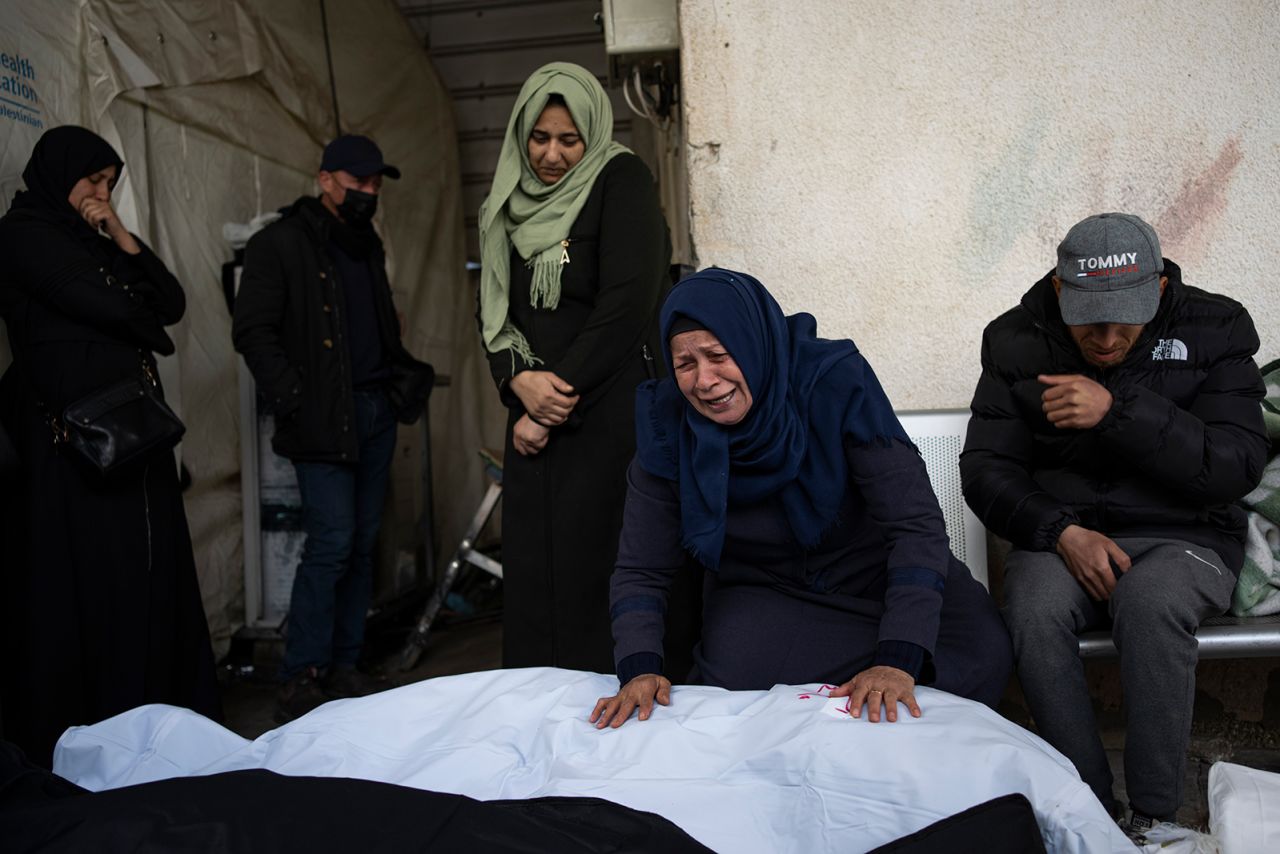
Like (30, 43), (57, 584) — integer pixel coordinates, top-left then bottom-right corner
(234, 135), (433, 721)
(960, 213), (1267, 836)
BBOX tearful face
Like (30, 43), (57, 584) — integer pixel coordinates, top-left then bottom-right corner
(670, 330), (754, 426)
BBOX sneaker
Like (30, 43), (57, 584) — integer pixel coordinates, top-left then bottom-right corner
(275, 667), (327, 723)
(1121, 809), (1179, 846)
(323, 665), (394, 699)
(1125, 810), (1157, 839)
(1123, 814), (1208, 850)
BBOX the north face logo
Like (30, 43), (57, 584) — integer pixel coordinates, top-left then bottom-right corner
(1152, 339), (1188, 361)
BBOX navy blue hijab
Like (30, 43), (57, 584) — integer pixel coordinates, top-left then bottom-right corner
(635, 268), (909, 568)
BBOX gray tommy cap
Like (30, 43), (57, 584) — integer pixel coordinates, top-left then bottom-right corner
(1056, 213), (1165, 325)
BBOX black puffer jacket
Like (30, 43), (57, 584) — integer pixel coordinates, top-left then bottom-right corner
(232, 197), (433, 463)
(961, 260), (1267, 572)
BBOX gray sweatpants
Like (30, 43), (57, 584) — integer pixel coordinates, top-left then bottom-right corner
(1001, 538), (1236, 820)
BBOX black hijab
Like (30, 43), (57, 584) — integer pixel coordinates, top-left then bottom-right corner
(9, 125), (124, 231)
(0, 127), (129, 314)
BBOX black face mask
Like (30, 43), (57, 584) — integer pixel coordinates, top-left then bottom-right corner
(337, 188), (378, 226)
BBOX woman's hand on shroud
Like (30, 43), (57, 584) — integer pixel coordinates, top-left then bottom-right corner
(830, 665), (921, 723)
(512, 414), (551, 456)
(590, 674), (672, 729)
(509, 370), (578, 425)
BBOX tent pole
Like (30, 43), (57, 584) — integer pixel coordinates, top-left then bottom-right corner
(319, 0), (341, 136)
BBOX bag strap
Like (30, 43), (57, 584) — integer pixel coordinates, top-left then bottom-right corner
(139, 348), (158, 388)
(34, 397), (67, 445)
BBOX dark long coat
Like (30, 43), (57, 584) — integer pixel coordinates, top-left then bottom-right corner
(484, 153), (675, 672)
(0, 207), (221, 767)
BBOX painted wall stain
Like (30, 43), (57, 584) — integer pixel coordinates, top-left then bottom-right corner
(1154, 137), (1243, 265)
(963, 117), (1048, 281)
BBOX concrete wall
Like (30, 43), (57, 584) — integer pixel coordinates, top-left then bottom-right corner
(678, 0), (1280, 410)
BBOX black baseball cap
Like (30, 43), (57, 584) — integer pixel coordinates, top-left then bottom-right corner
(320, 134), (401, 179)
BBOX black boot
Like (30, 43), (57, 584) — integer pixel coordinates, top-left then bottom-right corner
(275, 667), (327, 723)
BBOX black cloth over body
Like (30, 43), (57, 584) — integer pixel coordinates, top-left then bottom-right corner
(867, 793), (1047, 854)
(232, 196), (434, 462)
(0, 200), (220, 768)
(0, 742), (714, 854)
(960, 261), (1268, 572)
(485, 154), (674, 672)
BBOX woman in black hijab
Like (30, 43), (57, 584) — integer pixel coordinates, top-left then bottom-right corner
(0, 126), (221, 767)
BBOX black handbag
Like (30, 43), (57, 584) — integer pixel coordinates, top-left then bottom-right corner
(52, 356), (186, 475)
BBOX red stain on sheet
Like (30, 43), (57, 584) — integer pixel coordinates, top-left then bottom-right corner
(1154, 137), (1243, 264)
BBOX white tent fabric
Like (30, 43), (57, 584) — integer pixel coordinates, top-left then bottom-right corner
(53, 668), (1135, 853)
(0, 0), (507, 652)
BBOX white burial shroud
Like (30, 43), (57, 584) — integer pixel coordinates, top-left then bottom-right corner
(54, 668), (1135, 854)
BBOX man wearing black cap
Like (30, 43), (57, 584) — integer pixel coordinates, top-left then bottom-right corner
(960, 213), (1267, 837)
(233, 135), (433, 721)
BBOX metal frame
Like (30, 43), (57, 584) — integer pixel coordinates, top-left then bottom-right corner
(1079, 614), (1280, 659)
(396, 455), (503, 671)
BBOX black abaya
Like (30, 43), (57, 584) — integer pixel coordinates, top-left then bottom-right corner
(486, 153), (675, 673)
(0, 127), (220, 767)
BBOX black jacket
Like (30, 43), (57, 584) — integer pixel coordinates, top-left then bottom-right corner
(232, 197), (433, 463)
(961, 260), (1267, 572)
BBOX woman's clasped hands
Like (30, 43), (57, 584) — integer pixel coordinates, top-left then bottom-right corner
(509, 370), (578, 456)
(509, 370), (578, 424)
(512, 414), (550, 456)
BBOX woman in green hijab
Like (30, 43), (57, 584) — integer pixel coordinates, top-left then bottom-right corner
(478, 62), (673, 672)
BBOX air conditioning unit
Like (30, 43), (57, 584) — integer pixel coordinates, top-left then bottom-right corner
(602, 0), (679, 55)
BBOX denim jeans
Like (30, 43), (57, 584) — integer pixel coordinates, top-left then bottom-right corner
(281, 389), (397, 680)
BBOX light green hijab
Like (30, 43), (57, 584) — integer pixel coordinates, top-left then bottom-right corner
(478, 61), (630, 363)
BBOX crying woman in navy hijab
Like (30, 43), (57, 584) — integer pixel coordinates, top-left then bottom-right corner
(592, 269), (1011, 729)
